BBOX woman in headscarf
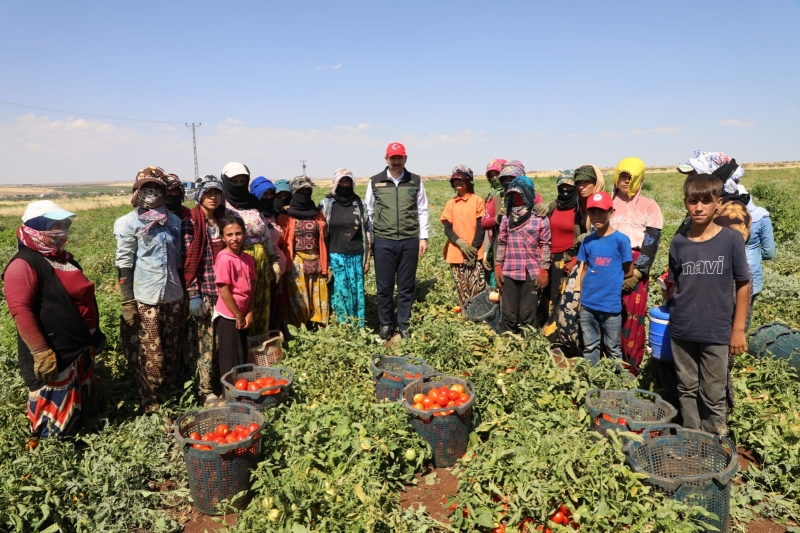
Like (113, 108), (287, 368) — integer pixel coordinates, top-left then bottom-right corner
(273, 179), (292, 214)
(318, 168), (372, 327)
(165, 173), (192, 221)
(3, 201), (106, 438)
(480, 158), (506, 287)
(250, 176), (289, 330)
(440, 165), (487, 307)
(542, 170), (579, 341)
(554, 164), (606, 356)
(182, 175), (226, 407)
(220, 162), (281, 336)
(735, 184), (775, 305)
(278, 176), (330, 328)
(494, 170), (551, 333)
(114, 166), (184, 413)
(610, 157), (663, 375)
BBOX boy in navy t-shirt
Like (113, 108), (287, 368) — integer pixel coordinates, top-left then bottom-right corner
(576, 192), (634, 366)
(667, 174), (749, 435)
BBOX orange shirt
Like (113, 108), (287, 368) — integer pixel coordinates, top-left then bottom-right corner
(440, 193), (486, 264)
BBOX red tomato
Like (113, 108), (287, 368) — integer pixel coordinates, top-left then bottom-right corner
(234, 379), (248, 391)
(459, 393), (470, 402)
(255, 377), (269, 387)
(446, 389), (460, 401)
(428, 389), (440, 401)
(215, 424), (230, 437)
(490, 525), (506, 533)
(262, 388), (280, 396)
(264, 376), (276, 387)
(192, 444), (212, 450)
(559, 504), (570, 516)
(453, 399), (466, 407)
(234, 424), (247, 436)
(225, 433), (238, 443)
(413, 393), (425, 404)
(201, 433), (215, 442)
(247, 422), (260, 434)
(188, 431), (201, 441)
(215, 437), (227, 445)
(438, 385), (450, 394)
(617, 417), (627, 426)
(450, 383), (465, 394)
(422, 397), (434, 409)
(413, 402), (424, 410)
(436, 395), (450, 408)
(550, 511), (565, 525)
(276, 379), (288, 386)
(247, 382), (260, 392)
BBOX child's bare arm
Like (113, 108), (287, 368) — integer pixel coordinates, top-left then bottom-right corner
(730, 279), (750, 354)
(575, 261), (587, 292)
(622, 261), (634, 279)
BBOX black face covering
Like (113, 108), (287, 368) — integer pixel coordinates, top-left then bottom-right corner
(556, 186), (578, 211)
(259, 197), (275, 217)
(165, 195), (183, 213)
(273, 195), (289, 213)
(286, 190), (319, 219)
(222, 175), (262, 211)
(336, 185), (354, 198)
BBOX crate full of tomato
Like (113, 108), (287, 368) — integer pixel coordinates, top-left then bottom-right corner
(174, 403), (266, 515)
(585, 388), (677, 437)
(402, 374), (475, 467)
(221, 363), (293, 412)
(370, 355), (438, 401)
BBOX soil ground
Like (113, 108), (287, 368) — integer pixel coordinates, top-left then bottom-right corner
(399, 466), (460, 523)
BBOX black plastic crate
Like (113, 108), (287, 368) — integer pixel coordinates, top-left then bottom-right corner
(221, 364), (293, 412)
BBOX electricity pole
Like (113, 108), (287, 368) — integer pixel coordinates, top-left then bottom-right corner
(185, 123), (202, 181)
(301, 160), (307, 177)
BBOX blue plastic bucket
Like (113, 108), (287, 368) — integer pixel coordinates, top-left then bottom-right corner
(649, 306), (673, 362)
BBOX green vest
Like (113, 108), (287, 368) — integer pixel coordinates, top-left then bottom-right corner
(369, 170), (421, 240)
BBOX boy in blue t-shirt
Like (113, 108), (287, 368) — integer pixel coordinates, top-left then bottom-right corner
(576, 192), (633, 366)
(666, 174), (749, 435)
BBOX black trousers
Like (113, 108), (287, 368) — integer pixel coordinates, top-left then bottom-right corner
(215, 316), (247, 379)
(374, 236), (419, 330)
(501, 272), (539, 333)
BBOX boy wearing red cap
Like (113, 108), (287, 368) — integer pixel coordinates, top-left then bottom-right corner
(576, 192), (634, 366)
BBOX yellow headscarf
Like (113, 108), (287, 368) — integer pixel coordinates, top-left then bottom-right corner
(614, 157), (646, 197)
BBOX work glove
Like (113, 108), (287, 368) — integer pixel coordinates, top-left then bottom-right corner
(33, 348), (59, 383)
(481, 255), (492, 271)
(272, 262), (282, 283)
(494, 265), (504, 288)
(623, 269), (643, 292)
(535, 270), (549, 290)
(188, 296), (207, 319)
(533, 203), (548, 217)
(90, 330), (107, 355)
(121, 300), (138, 326)
(455, 238), (478, 264)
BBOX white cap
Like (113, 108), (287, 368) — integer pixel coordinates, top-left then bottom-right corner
(221, 162), (249, 178)
(21, 200), (76, 223)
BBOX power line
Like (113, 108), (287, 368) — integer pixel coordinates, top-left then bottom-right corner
(0, 99), (184, 125)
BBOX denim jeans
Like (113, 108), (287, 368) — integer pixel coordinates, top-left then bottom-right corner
(580, 306), (622, 366)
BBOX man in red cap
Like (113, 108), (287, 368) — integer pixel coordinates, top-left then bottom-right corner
(364, 142), (429, 340)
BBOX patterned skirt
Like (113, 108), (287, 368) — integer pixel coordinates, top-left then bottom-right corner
(27, 350), (94, 437)
(243, 242), (271, 336)
(621, 250), (648, 375)
(555, 262), (584, 357)
(287, 250), (329, 328)
(329, 252), (366, 327)
(449, 262), (487, 307)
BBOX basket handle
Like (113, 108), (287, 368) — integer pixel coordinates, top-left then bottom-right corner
(401, 355), (428, 368)
(626, 389), (663, 402)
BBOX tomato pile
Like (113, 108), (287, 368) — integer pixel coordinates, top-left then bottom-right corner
(188, 422), (261, 451)
(410, 383), (470, 416)
(234, 376), (288, 396)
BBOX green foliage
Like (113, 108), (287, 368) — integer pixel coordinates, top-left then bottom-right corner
(0, 173), (799, 531)
(751, 180), (800, 244)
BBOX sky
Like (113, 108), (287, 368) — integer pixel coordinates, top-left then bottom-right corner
(1, 1), (799, 184)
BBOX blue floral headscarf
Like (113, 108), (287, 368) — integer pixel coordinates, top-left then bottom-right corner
(504, 176), (536, 228)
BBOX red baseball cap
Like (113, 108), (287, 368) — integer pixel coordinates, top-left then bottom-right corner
(586, 191), (613, 210)
(386, 142), (406, 157)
